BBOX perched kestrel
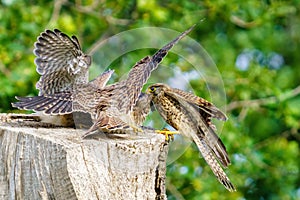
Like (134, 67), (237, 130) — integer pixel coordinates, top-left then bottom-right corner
(146, 83), (236, 192)
(13, 25), (195, 137)
(12, 29), (113, 127)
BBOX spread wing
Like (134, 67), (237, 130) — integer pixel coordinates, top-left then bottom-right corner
(34, 29), (91, 94)
(103, 25), (196, 116)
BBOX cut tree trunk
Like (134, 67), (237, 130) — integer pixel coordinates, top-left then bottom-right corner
(0, 114), (168, 200)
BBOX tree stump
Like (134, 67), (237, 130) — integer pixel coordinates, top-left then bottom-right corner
(0, 114), (168, 200)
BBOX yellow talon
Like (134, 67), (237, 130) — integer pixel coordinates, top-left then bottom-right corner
(155, 128), (179, 141)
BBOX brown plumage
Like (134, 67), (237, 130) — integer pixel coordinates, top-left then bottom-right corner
(13, 25), (195, 136)
(12, 70), (114, 115)
(77, 25), (195, 137)
(147, 83), (235, 192)
(12, 29), (112, 127)
(131, 93), (152, 126)
(34, 29), (92, 95)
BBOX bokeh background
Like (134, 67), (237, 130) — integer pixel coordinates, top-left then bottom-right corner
(1, 1), (299, 199)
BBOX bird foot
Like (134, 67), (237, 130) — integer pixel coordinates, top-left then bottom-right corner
(155, 128), (179, 141)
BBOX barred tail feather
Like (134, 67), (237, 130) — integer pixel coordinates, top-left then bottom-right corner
(205, 126), (231, 167)
(12, 93), (72, 115)
(190, 132), (236, 192)
(196, 113), (231, 167)
(43, 98), (70, 114)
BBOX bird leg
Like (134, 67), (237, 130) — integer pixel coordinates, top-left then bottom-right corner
(155, 128), (179, 141)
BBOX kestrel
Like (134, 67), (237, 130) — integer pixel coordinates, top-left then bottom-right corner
(13, 25), (195, 137)
(12, 29), (113, 127)
(146, 83), (236, 192)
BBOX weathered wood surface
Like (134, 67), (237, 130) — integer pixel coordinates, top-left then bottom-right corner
(0, 114), (168, 200)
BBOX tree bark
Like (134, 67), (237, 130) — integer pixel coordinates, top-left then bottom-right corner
(0, 114), (168, 200)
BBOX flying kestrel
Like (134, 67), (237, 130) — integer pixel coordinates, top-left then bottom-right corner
(13, 25), (195, 137)
(146, 83), (235, 192)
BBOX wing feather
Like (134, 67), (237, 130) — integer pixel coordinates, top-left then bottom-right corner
(168, 88), (227, 121)
(12, 92), (73, 115)
(34, 29), (91, 95)
(164, 87), (231, 167)
(108, 25), (196, 115)
(89, 69), (114, 88)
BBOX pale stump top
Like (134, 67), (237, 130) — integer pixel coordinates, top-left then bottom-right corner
(0, 117), (168, 200)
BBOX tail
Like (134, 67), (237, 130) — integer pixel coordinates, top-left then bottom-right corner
(204, 125), (231, 167)
(12, 92), (72, 115)
(195, 111), (231, 167)
(190, 131), (236, 192)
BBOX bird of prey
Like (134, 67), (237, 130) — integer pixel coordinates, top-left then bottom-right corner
(34, 29), (92, 95)
(146, 83), (236, 192)
(12, 29), (113, 127)
(13, 25), (195, 137)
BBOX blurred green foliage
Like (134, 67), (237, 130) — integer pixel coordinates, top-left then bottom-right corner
(1, 0), (299, 199)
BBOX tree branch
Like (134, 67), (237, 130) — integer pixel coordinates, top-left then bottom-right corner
(226, 85), (300, 111)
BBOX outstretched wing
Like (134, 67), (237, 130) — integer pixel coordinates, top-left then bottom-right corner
(34, 29), (91, 94)
(106, 25), (196, 115)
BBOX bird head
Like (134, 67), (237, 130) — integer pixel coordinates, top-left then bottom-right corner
(146, 83), (169, 96)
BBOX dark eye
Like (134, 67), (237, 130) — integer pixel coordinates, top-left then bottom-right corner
(148, 86), (156, 93)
